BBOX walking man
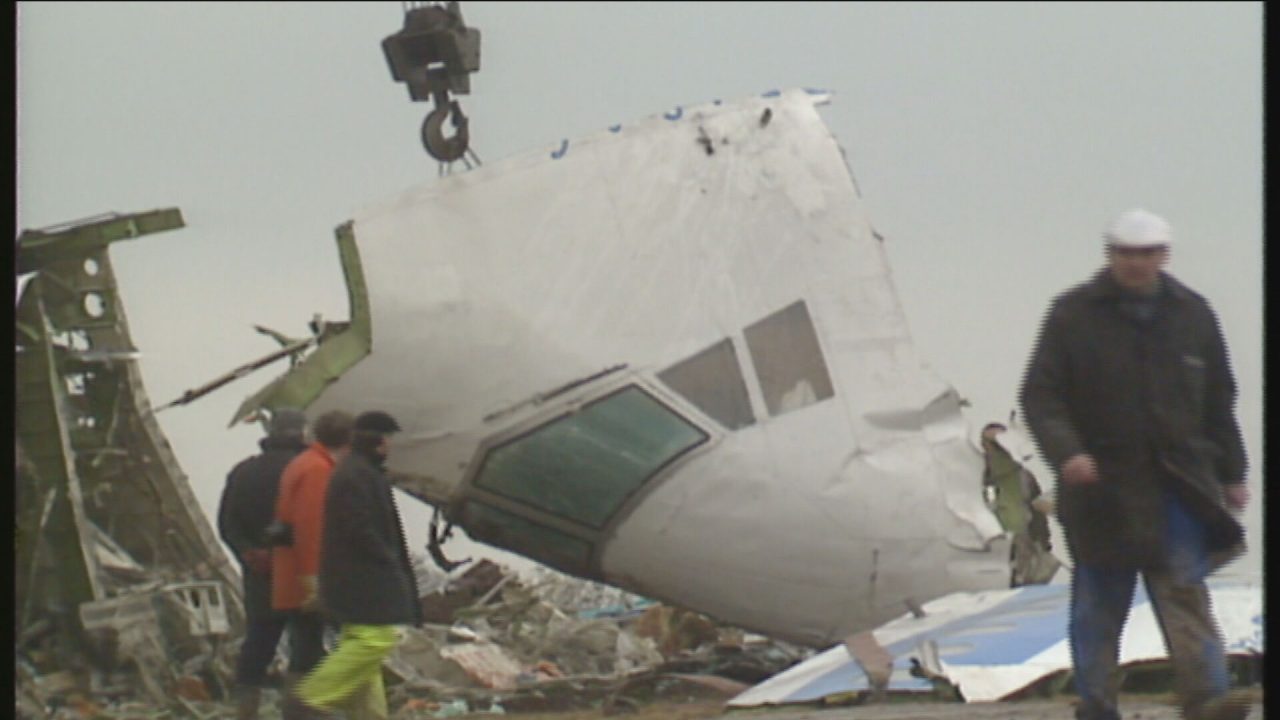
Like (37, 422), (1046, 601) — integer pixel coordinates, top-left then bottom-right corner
(217, 408), (308, 720)
(286, 410), (422, 720)
(272, 410), (354, 687)
(1020, 208), (1250, 720)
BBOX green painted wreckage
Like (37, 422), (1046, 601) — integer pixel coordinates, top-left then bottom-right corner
(15, 209), (245, 702)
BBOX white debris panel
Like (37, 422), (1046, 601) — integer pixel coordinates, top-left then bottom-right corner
(729, 576), (1263, 706)
(305, 88), (1011, 646)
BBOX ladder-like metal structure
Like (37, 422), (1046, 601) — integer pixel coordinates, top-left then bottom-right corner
(15, 209), (243, 665)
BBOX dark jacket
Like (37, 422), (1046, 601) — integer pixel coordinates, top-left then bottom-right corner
(318, 449), (421, 626)
(217, 436), (307, 620)
(1019, 270), (1245, 568)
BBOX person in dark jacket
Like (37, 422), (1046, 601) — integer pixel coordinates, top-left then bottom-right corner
(217, 408), (308, 720)
(1020, 209), (1250, 720)
(286, 410), (421, 720)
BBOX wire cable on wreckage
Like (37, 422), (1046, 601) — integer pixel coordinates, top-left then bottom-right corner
(427, 506), (471, 572)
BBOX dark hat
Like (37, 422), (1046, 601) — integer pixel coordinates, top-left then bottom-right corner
(268, 407), (307, 439)
(354, 410), (402, 435)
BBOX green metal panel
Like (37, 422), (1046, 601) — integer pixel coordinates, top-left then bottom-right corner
(17, 209), (184, 273)
(14, 206), (245, 647)
(230, 221), (372, 423)
(15, 283), (103, 616)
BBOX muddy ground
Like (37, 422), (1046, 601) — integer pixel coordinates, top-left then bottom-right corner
(418, 689), (1264, 720)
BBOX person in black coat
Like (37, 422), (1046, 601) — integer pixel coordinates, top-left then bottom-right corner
(217, 408), (308, 718)
(1020, 209), (1250, 720)
(286, 410), (421, 720)
(316, 411), (421, 627)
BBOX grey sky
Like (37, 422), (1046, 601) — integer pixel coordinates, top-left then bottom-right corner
(17, 2), (1262, 576)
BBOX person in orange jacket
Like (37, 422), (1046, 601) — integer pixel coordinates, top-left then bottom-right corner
(271, 409), (353, 683)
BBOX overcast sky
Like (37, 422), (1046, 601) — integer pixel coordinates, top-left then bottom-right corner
(17, 2), (1262, 577)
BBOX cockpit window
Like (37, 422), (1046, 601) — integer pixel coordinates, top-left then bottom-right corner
(473, 385), (708, 528)
(657, 338), (755, 430)
(744, 300), (835, 417)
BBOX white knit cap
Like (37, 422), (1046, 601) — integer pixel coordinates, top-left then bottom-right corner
(1104, 208), (1172, 248)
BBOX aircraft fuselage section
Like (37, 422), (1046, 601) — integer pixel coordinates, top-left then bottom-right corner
(296, 89), (1008, 645)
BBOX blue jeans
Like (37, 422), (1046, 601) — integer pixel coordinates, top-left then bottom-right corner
(1069, 490), (1229, 719)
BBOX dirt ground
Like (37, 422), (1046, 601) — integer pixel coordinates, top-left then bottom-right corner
(440, 690), (1264, 720)
(448, 703), (725, 720)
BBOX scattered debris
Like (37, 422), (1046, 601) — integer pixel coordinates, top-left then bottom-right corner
(729, 577), (1264, 708)
(384, 560), (809, 716)
(845, 630), (894, 701)
(19, 536), (808, 718)
(16, 210), (243, 720)
(14, 215), (810, 718)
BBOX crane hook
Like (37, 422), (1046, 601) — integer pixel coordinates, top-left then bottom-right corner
(422, 100), (470, 162)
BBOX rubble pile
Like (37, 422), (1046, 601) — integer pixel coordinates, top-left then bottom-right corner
(17, 572), (243, 720)
(16, 210), (251, 720)
(16, 556), (811, 719)
(15, 210), (810, 719)
(381, 559), (812, 718)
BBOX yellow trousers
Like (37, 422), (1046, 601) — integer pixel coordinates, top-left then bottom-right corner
(295, 624), (400, 719)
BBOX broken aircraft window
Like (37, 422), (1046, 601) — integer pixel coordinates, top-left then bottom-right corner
(744, 300), (835, 417)
(657, 338), (755, 430)
(474, 385), (709, 528)
(462, 502), (593, 573)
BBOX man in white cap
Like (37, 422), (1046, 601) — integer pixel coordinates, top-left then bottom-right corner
(1020, 209), (1250, 720)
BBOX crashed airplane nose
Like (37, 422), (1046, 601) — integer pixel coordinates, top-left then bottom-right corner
(236, 89), (1019, 647)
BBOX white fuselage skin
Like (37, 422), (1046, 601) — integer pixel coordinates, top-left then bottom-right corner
(303, 90), (1011, 647)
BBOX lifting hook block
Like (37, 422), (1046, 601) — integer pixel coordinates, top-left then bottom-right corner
(422, 101), (470, 162)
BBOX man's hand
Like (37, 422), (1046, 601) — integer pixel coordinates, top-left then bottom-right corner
(1030, 496), (1055, 516)
(300, 575), (321, 613)
(1061, 454), (1099, 485)
(241, 548), (271, 575)
(1223, 483), (1249, 512)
